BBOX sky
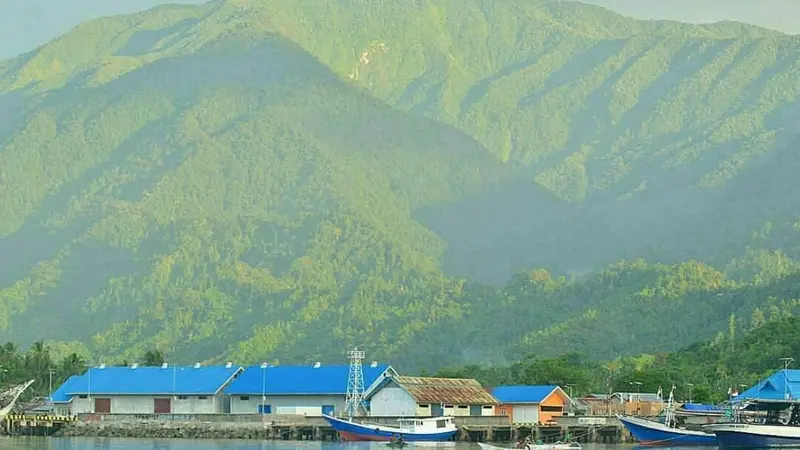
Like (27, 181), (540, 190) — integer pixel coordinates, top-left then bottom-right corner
(0, 0), (797, 60)
(583, 0), (800, 34)
(0, 0), (204, 59)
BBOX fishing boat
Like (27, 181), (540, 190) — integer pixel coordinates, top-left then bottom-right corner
(706, 361), (800, 448)
(477, 442), (580, 450)
(618, 385), (718, 446)
(0, 379), (35, 417)
(322, 414), (458, 441)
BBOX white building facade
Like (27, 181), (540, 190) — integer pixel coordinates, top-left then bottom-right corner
(367, 376), (498, 417)
(51, 364), (243, 415)
(225, 362), (396, 416)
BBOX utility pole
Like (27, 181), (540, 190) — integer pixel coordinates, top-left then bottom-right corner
(629, 381), (642, 402)
(565, 384), (574, 414)
(83, 362), (100, 413)
(260, 362), (268, 415)
(780, 358), (794, 400)
(48, 369), (56, 404)
(686, 383), (694, 403)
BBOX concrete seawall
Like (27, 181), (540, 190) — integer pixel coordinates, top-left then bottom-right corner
(48, 415), (629, 443)
(55, 420), (334, 440)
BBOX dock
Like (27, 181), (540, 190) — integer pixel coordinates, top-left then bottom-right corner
(4, 414), (79, 436)
(4, 413), (634, 442)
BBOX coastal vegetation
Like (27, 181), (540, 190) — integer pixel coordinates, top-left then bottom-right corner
(5, 316), (797, 404)
(0, 341), (86, 400)
(0, 0), (798, 369)
(433, 316), (800, 403)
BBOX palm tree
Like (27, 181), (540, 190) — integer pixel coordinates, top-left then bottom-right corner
(60, 353), (86, 376)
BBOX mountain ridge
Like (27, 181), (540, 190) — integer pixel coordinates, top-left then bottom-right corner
(0, 0), (799, 369)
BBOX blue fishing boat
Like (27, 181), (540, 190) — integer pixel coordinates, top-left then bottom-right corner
(322, 414), (457, 441)
(618, 385), (718, 446)
(619, 415), (719, 445)
(706, 361), (800, 448)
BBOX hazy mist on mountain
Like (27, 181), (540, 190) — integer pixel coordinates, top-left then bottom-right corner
(0, 0), (799, 369)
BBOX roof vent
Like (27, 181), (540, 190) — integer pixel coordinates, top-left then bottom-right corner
(313, 362), (321, 368)
(161, 363), (168, 369)
(194, 363), (201, 369)
(370, 361), (378, 368)
(225, 362), (233, 369)
(131, 363), (138, 369)
(98, 363), (106, 369)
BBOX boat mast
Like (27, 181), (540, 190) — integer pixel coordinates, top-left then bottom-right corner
(345, 347), (367, 418)
(664, 385), (676, 428)
(780, 357), (794, 401)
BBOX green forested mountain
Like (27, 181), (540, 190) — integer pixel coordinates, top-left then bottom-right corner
(434, 315), (800, 402)
(1, 0), (799, 369)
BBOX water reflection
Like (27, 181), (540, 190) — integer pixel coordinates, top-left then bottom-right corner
(0, 438), (721, 450)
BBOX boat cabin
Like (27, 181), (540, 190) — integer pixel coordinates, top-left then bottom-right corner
(397, 417), (456, 432)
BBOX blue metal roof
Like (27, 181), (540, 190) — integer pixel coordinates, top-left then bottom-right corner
(51, 375), (82, 403)
(224, 364), (392, 395)
(63, 365), (242, 396)
(491, 385), (560, 404)
(734, 369), (800, 402)
(680, 403), (721, 411)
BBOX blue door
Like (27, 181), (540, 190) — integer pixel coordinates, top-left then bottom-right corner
(258, 404), (271, 414)
(322, 405), (335, 415)
(431, 404), (443, 416)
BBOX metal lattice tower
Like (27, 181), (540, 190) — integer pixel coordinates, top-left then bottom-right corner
(345, 347), (367, 417)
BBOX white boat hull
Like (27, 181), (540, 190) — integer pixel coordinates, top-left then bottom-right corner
(478, 441), (581, 450)
(322, 414), (457, 442)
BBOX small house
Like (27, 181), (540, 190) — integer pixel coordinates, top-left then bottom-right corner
(223, 362), (396, 415)
(491, 385), (572, 425)
(366, 376), (498, 417)
(55, 363), (243, 415)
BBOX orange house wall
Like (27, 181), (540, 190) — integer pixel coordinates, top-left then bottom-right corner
(538, 390), (566, 424)
(495, 404), (513, 422)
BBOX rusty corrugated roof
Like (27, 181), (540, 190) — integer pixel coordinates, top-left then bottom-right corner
(394, 376), (498, 405)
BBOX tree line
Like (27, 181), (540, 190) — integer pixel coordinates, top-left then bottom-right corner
(0, 342), (168, 401)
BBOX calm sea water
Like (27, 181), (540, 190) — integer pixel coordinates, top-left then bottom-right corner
(0, 439), (713, 450)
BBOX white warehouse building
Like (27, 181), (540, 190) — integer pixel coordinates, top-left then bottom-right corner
(224, 362), (396, 416)
(51, 363), (243, 415)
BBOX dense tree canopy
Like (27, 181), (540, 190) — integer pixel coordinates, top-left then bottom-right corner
(0, 0), (798, 369)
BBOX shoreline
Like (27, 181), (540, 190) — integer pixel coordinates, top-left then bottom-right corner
(53, 421), (336, 441)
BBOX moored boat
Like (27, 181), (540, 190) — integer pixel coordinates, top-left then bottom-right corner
(706, 422), (800, 448)
(0, 379), (35, 418)
(705, 359), (800, 448)
(322, 414), (457, 442)
(477, 441), (580, 450)
(618, 385), (717, 446)
(618, 414), (718, 446)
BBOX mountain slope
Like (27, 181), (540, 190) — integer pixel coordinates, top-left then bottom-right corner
(0, 30), (504, 363)
(4, 1), (799, 282)
(1, 0), (800, 368)
(202, 0), (800, 281)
